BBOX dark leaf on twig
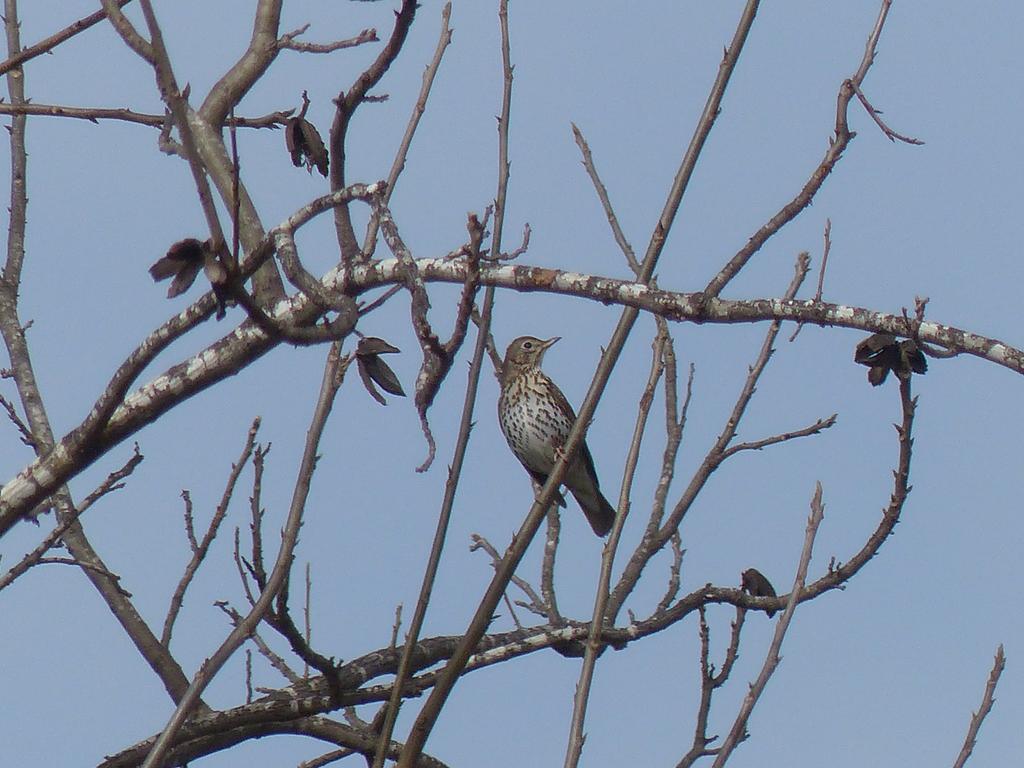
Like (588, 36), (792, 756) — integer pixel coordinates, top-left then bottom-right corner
(854, 332), (898, 367)
(203, 250), (232, 320)
(855, 333), (927, 387)
(285, 117), (329, 177)
(867, 365), (889, 386)
(741, 567), (778, 618)
(356, 337), (405, 404)
(899, 339), (927, 375)
(149, 238), (207, 298)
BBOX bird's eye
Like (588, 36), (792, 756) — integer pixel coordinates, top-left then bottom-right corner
(522, 341), (533, 349)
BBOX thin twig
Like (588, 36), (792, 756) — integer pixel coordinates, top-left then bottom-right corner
(0, 102), (292, 128)
(362, 2), (452, 256)
(711, 482), (826, 766)
(703, 0), (901, 298)
(677, 605), (747, 767)
(0, 390), (36, 447)
(214, 601), (301, 685)
(952, 644), (1006, 768)
(572, 124), (640, 276)
(0, 446), (143, 592)
(278, 25), (378, 53)
(719, 414), (837, 458)
(851, 81), (924, 145)
(470, 534), (548, 618)
(162, 418), (260, 647)
(141, 344), (349, 768)
(330, 0), (418, 262)
(564, 326), (667, 768)
(0, 0), (133, 76)
(304, 562), (313, 678)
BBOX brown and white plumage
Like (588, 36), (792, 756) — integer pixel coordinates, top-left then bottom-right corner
(497, 336), (616, 537)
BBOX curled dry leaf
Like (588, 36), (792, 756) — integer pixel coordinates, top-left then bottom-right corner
(741, 567), (778, 618)
(149, 238), (208, 298)
(285, 117), (329, 177)
(150, 237), (233, 319)
(854, 333), (928, 387)
(356, 337), (406, 405)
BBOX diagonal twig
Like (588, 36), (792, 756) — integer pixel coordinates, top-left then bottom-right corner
(703, 0), (906, 298)
(564, 325), (668, 768)
(162, 418), (261, 647)
(710, 482), (826, 766)
(0, 0), (133, 76)
(141, 343), (350, 768)
(362, 2), (453, 257)
(952, 644), (1006, 768)
(0, 446), (143, 592)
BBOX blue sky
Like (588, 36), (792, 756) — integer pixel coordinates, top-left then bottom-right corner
(1, 1), (1022, 766)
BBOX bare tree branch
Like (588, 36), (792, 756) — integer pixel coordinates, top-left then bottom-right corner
(0, 102), (293, 128)
(564, 326), (667, 768)
(711, 482), (826, 766)
(362, 2), (453, 256)
(278, 24), (378, 53)
(703, 0), (907, 298)
(0, 0), (133, 76)
(162, 418), (261, 647)
(141, 344), (350, 768)
(0, 445), (143, 592)
(952, 644), (1006, 768)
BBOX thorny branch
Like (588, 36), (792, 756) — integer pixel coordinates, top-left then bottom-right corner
(952, 645), (1006, 768)
(0, 445), (143, 592)
(162, 419), (261, 647)
(564, 325), (668, 768)
(140, 346), (350, 768)
(0, 0), (133, 76)
(609, 252), (818, 621)
(702, 0), (911, 298)
(711, 482), (826, 766)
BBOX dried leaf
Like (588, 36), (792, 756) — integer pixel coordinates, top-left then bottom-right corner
(357, 336), (400, 357)
(867, 365), (889, 387)
(285, 117), (329, 177)
(741, 567), (778, 618)
(855, 332), (926, 386)
(854, 332), (898, 367)
(899, 339), (927, 375)
(362, 355), (405, 397)
(355, 337), (405, 403)
(150, 238), (206, 298)
(357, 356), (388, 405)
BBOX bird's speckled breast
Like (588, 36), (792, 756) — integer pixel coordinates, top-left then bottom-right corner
(498, 371), (573, 474)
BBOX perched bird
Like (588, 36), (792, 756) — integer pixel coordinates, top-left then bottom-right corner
(854, 333), (927, 386)
(741, 568), (778, 618)
(498, 336), (616, 537)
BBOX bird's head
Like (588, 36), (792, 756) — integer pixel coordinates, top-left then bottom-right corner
(503, 335), (560, 371)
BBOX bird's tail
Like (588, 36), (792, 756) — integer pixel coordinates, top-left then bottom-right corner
(570, 487), (616, 537)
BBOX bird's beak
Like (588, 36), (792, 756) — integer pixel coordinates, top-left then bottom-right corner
(541, 336), (561, 350)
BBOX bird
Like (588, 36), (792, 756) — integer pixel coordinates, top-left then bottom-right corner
(741, 568), (778, 618)
(497, 336), (616, 537)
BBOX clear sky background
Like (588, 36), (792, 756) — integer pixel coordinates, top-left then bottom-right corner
(1, 1), (1022, 766)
